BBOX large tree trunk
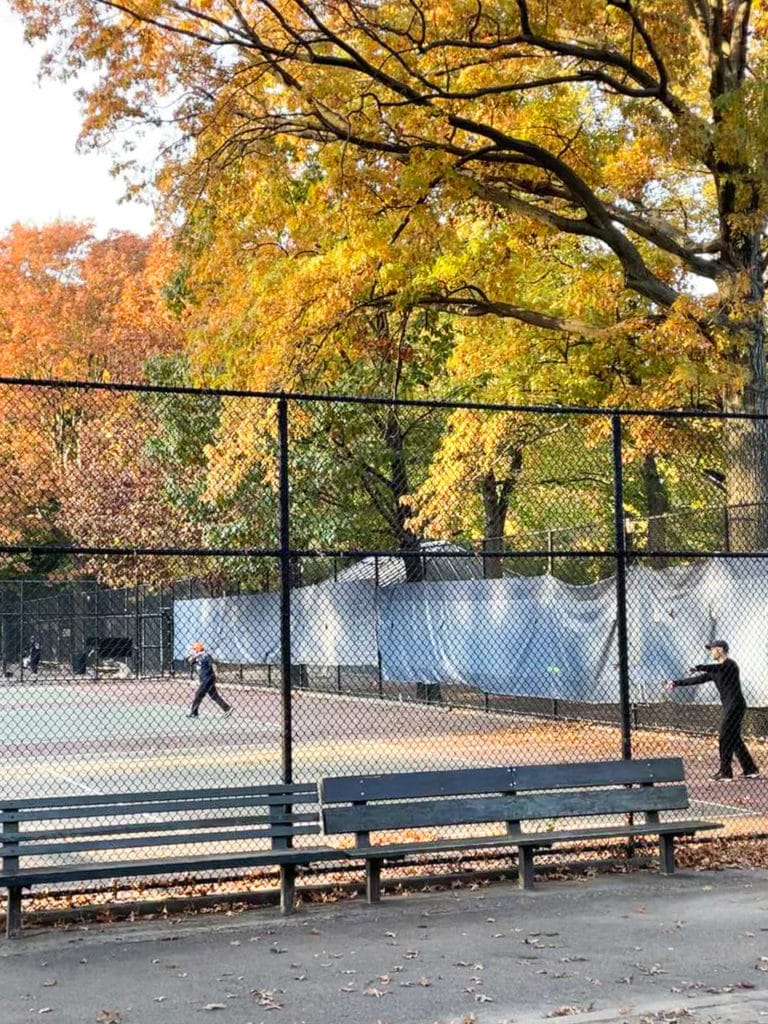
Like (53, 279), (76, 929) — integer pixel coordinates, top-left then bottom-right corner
(723, 291), (768, 552)
(480, 452), (520, 579)
(715, 88), (768, 550)
(641, 453), (669, 565)
(383, 407), (424, 582)
(724, 414), (768, 552)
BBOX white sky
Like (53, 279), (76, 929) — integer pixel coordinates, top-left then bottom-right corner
(0, 2), (155, 238)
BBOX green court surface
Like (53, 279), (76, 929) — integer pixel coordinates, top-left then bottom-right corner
(0, 675), (543, 801)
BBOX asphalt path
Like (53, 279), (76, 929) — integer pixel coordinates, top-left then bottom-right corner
(2, 868), (768, 1023)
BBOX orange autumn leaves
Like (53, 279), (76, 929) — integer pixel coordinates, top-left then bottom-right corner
(0, 223), (189, 580)
(0, 223), (182, 382)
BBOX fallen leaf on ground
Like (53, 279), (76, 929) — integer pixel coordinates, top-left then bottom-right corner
(249, 989), (283, 1009)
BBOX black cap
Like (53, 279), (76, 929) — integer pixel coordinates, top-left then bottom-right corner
(705, 640), (729, 653)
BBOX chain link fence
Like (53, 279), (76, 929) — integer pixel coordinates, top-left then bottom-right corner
(1, 378), (767, 893)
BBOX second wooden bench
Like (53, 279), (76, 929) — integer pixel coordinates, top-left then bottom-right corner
(319, 757), (721, 901)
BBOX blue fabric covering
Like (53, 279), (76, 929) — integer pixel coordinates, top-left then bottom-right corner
(173, 560), (768, 705)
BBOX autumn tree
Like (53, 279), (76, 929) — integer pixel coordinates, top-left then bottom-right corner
(11, 0), (768, 548)
(0, 223), (186, 574)
(0, 223), (183, 381)
(151, 137), (461, 565)
(176, 126), (735, 563)
(52, 388), (205, 586)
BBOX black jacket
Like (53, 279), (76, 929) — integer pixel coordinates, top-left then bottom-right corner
(673, 657), (746, 709)
(192, 652), (216, 686)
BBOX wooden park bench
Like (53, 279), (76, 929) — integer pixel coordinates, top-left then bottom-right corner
(0, 782), (339, 938)
(320, 757), (721, 901)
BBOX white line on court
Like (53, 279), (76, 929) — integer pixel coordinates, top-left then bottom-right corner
(42, 768), (100, 794)
(692, 796), (760, 814)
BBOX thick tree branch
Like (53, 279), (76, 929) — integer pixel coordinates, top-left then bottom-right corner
(448, 117), (681, 308)
(602, 204), (730, 279)
(360, 289), (664, 339)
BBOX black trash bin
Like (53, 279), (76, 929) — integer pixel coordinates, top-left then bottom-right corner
(72, 651), (87, 675)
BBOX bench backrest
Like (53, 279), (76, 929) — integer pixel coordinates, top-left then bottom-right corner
(320, 758), (687, 840)
(0, 783), (320, 865)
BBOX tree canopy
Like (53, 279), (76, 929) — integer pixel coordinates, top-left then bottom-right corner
(3, 1), (767, 575)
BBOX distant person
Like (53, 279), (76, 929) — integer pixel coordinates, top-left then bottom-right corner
(187, 642), (232, 719)
(664, 640), (759, 781)
(27, 636), (41, 677)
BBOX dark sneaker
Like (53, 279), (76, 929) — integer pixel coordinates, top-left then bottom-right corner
(711, 771), (733, 781)
(223, 707), (232, 718)
(186, 712), (198, 718)
(742, 771), (760, 779)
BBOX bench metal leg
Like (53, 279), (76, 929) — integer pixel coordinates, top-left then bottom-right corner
(518, 848), (535, 890)
(280, 864), (296, 915)
(366, 859), (382, 903)
(659, 835), (676, 875)
(6, 887), (22, 939)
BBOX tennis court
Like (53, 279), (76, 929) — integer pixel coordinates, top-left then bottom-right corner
(2, 672), (766, 832)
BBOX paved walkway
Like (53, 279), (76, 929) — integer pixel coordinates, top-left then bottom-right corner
(2, 869), (768, 1023)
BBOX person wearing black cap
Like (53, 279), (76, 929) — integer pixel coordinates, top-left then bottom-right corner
(665, 641), (759, 781)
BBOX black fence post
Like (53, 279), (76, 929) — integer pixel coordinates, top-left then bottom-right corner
(134, 577), (141, 678)
(18, 579), (24, 684)
(168, 581), (175, 677)
(94, 583), (101, 679)
(234, 580), (243, 683)
(278, 397), (293, 785)
(333, 557), (342, 694)
(374, 555), (383, 698)
(611, 413), (633, 760)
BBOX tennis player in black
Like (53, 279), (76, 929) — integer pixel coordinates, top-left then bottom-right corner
(665, 641), (759, 781)
(187, 642), (232, 718)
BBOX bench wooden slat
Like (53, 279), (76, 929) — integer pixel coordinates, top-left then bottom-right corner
(340, 819), (721, 861)
(514, 820), (721, 847)
(0, 783), (317, 812)
(322, 784), (690, 835)
(0, 845), (344, 888)
(0, 812), (319, 845)
(4, 823), (323, 859)
(2, 792), (319, 824)
(320, 767), (516, 803)
(514, 758), (684, 790)
(320, 759), (685, 804)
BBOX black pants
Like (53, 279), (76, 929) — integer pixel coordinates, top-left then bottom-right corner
(719, 702), (757, 776)
(190, 677), (230, 714)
